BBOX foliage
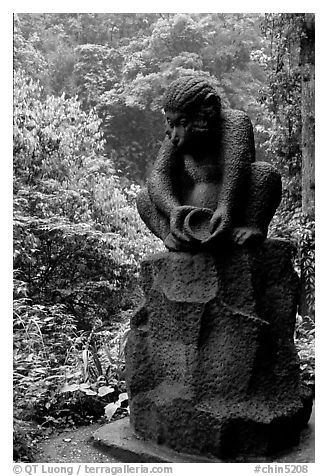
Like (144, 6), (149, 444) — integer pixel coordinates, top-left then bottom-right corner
(261, 14), (315, 316)
(14, 299), (80, 422)
(13, 418), (42, 462)
(14, 15), (48, 88)
(74, 45), (123, 109)
(59, 317), (131, 423)
(14, 13), (161, 99)
(295, 315), (315, 391)
(269, 204), (315, 317)
(13, 68), (162, 461)
(14, 70), (161, 306)
(13, 297), (131, 462)
(14, 13), (268, 182)
(14, 69), (104, 186)
(255, 14), (304, 207)
(96, 13), (267, 181)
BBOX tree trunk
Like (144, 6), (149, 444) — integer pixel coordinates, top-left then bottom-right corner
(299, 14), (315, 318)
(301, 13), (315, 217)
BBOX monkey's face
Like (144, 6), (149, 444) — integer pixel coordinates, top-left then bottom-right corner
(164, 109), (215, 152)
(165, 111), (194, 150)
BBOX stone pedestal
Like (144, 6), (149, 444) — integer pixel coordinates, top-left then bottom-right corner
(125, 239), (313, 459)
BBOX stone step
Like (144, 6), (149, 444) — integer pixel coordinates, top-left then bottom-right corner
(92, 411), (314, 463)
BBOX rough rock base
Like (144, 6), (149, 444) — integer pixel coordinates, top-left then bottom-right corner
(125, 239), (313, 459)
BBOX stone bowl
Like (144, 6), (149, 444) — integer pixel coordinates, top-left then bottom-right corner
(184, 208), (213, 242)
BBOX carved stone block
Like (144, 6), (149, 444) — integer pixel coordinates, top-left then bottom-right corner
(125, 239), (312, 458)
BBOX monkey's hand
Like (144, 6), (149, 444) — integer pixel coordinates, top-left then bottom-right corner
(170, 205), (195, 244)
(202, 206), (231, 244)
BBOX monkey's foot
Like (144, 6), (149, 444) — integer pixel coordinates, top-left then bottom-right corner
(231, 227), (265, 246)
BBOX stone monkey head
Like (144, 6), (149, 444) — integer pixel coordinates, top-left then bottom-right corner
(163, 76), (222, 149)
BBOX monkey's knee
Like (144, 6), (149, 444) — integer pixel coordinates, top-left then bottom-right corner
(242, 162), (282, 235)
(136, 188), (170, 240)
(251, 161), (282, 210)
(136, 188), (152, 224)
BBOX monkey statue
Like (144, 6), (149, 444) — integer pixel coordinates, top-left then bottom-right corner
(137, 75), (282, 251)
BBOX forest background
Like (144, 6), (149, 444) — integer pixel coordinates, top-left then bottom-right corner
(12, 12), (315, 462)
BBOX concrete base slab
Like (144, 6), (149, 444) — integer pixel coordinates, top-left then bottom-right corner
(92, 418), (218, 463)
(92, 411), (314, 463)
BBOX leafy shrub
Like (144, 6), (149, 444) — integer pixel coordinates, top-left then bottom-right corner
(13, 418), (42, 462)
(13, 69), (162, 460)
(270, 205), (315, 394)
(13, 298), (80, 423)
(59, 317), (131, 424)
(269, 206), (315, 316)
(295, 314), (315, 392)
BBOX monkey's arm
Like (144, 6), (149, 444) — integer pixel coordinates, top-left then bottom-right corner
(147, 137), (181, 218)
(208, 110), (254, 237)
(219, 109), (254, 212)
